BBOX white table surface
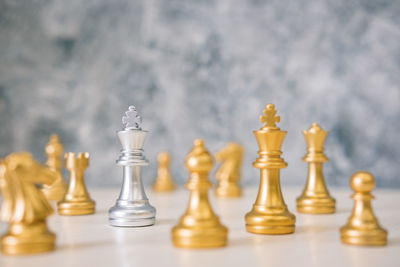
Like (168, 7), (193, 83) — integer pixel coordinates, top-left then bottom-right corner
(0, 186), (399, 267)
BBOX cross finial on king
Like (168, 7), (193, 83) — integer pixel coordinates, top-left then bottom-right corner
(260, 104), (280, 129)
(122, 106), (142, 130)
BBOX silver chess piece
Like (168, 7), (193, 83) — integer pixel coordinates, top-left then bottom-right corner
(109, 106), (156, 227)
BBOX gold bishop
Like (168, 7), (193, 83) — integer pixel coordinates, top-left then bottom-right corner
(172, 139), (228, 248)
(41, 134), (67, 201)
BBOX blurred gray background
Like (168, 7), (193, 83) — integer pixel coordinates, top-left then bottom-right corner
(0, 0), (399, 188)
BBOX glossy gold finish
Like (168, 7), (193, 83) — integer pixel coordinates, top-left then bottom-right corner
(296, 123), (335, 214)
(41, 134), (67, 201)
(245, 104), (295, 235)
(214, 143), (244, 198)
(57, 152), (95, 215)
(153, 152), (176, 192)
(0, 152), (56, 255)
(340, 171), (387, 246)
(172, 139), (228, 248)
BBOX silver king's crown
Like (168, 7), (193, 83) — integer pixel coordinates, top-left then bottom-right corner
(117, 106), (148, 166)
(122, 106), (142, 130)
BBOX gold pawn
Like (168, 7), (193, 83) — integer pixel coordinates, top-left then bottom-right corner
(296, 123), (335, 214)
(0, 153), (56, 255)
(245, 104), (296, 235)
(172, 139), (228, 248)
(340, 171), (387, 246)
(153, 152), (176, 192)
(57, 152), (95, 215)
(41, 134), (67, 201)
(214, 143), (244, 198)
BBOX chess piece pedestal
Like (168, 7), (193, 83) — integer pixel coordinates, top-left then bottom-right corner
(340, 172), (387, 246)
(214, 143), (243, 198)
(58, 153), (95, 215)
(1, 221), (56, 255)
(153, 152), (176, 192)
(297, 123), (335, 214)
(172, 139), (228, 248)
(245, 104), (295, 235)
(109, 106), (156, 227)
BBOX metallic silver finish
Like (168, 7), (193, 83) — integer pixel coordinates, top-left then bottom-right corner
(109, 106), (156, 227)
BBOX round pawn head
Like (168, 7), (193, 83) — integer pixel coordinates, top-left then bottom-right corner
(185, 139), (213, 173)
(157, 152), (171, 166)
(350, 171), (375, 193)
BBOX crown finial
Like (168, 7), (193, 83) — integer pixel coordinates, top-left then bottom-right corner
(260, 104), (280, 129)
(308, 123), (323, 133)
(122, 106), (142, 130)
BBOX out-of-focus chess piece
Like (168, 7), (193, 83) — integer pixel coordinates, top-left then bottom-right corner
(0, 153), (56, 255)
(153, 152), (176, 192)
(340, 172), (387, 246)
(57, 152), (95, 215)
(214, 142), (244, 198)
(296, 123), (335, 214)
(109, 106), (156, 227)
(41, 134), (67, 201)
(245, 104), (295, 235)
(172, 139), (228, 248)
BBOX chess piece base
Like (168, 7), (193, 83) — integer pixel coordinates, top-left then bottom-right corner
(215, 183), (242, 198)
(171, 225), (228, 248)
(245, 209), (296, 235)
(58, 200), (96, 216)
(296, 196), (336, 214)
(109, 202), (156, 227)
(340, 226), (387, 246)
(1, 222), (55, 255)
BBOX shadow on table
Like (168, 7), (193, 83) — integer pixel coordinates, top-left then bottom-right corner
(229, 233), (296, 247)
(94, 209), (109, 215)
(58, 240), (112, 251)
(295, 225), (338, 235)
(388, 237), (400, 247)
(229, 237), (269, 247)
(155, 218), (176, 226)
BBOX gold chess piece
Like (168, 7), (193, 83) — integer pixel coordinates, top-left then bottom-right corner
(172, 139), (228, 248)
(214, 142), (244, 198)
(153, 152), (176, 192)
(57, 152), (95, 215)
(340, 171), (387, 246)
(0, 152), (56, 255)
(245, 104), (295, 235)
(41, 134), (67, 201)
(296, 123), (335, 214)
